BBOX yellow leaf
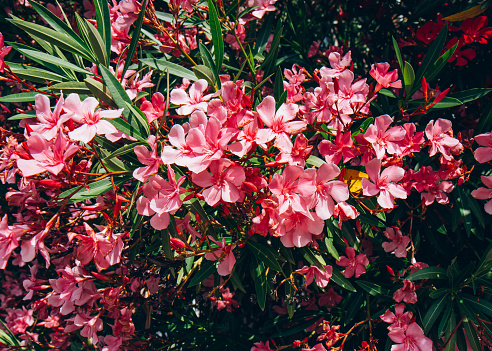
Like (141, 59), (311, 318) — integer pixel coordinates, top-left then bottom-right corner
(344, 169), (369, 193)
(443, 4), (489, 22)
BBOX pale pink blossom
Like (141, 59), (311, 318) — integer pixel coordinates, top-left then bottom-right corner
(274, 133), (313, 166)
(64, 94), (123, 143)
(75, 224), (120, 272)
(140, 92), (166, 124)
(125, 71), (154, 100)
(393, 280), (417, 304)
(29, 94), (69, 140)
(425, 119), (461, 160)
(247, 0), (276, 19)
(336, 247), (369, 278)
(370, 62), (402, 92)
(296, 265), (333, 287)
(17, 132), (80, 177)
(363, 115), (406, 159)
(0, 215), (28, 269)
(471, 175), (492, 214)
(382, 227), (411, 258)
(474, 131), (492, 163)
(102, 335), (123, 351)
(133, 135), (163, 182)
(319, 51), (351, 79)
(362, 158), (407, 209)
(228, 118), (266, 158)
(192, 159), (245, 206)
(279, 210), (324, 248)
(388, 322), (433, 351)
(170, 79), (214, 115)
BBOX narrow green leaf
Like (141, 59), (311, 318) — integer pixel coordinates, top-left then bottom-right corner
(331, 268), (357, 292)
(413, 24), (448, 95)
(57, 176), (132, 203)
(84, 77), (117, 108)
(463, 319), (480, 351)
(285, 282), (296, 318)
(8, 19), (94, 61)
(426, 41), (458, 83)
(125, 102), (151, 139)
(161, 228), (173, 259)
(208, 0), (224, 71)
(192, 65), (215, 87)
(230, 271), (246, 293)
(188, 260), (216, 286)
(455, 186), (473, 237)
(407, 266), (448, 281)
(423, 294), (449, 333)
(443, 312), (457, 351)
(122, 0), (148, 78)
(403, 61), (415, 96)
(324, 234), (339, 260)
(392, 36), (404, 76)
(247, 240), (284, 273)
(140, 58), (198, 81)
(49, 81), (92, 94)
(108, 118), (146, 142)
(475, 98), (492, 134)
(9, 66), (67, 83)
(8, 112), (37, 121)
(254, 14), (273, 55)
(85, 19), (109, 67)
(94, 0), (111, 61)
(379, 88), (399, 98)
(306, 155), (326, 168)
(198, 43), (220, 88)
(273, 67), (283, 102)
(355, 280), (387, 296)
(14, 48), (90, 75)
(463, 188), (486, 228)
(102, 142), (143, 163)
(260, 22), (283, 76)
(0, 92), (42, 103)
(99, 65), (133, 123)
(253, 259), (268, 310)
(345, 293), (364, 326)
(461, 293), (492, 317)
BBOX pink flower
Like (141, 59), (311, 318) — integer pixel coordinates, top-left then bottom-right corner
(318, 288), (343, 309)
(471, 175), (492, 214)
(0, 215), (27, 269)
(248, 0), (277, 19)
(256, 96), (304, 150)
(382, 227), (411, 258)
(318, 129), (355, 165)
(251, 341), (272, 351)
(216, 287), (239, 312)
(64, 94), (123, 143)
(140, 92), (166, 124)
(381, 304), (413, 330)
(133, 135), (163, 182)
(336, 247), (369, 278)
(192, 159), (245, 207)
(362, 158), (407, 209)
(170, 79), (214, 115)
(363, 115), (406, 159)
(388, 322), (433, 351)
(393, 280), (417, 304)
(296, 265), (333, 288)
(274, 133), (313, 166)
(29, 94), (70, 140)
(474, 131), (492, 163)
(75, 224), (118, 272)
(0, 33), (12, 73)
(204, 237), (236, 276)
(425, 119), (461, 160)
(319, 51), (352, 79)
(73, 312), (104, 344)
(279, 210), (324, 248)
(370, 62), (402, 92)
(17, 132), (80, 177)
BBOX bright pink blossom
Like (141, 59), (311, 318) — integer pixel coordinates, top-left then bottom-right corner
(0, 215), (27, 269)
(296, 265), (333, 288)
(363, 115), (406, 159)
(471, 175), (492, 214)
(140, 92), (166, 124)
(170, 79), (214, 115)
(388, 322), (433, 351)
(251, 341), (273, 351)
(279, 210), (324, 248)
(425, 119), (461, 160)
(133, 135), (163, 182)
(382, 227), (411, 258)
(318, 129), (355, 165)
(319, 51), (351, 79)
(29, 94), (69, 140)
(370, 62), (402, 92)
(381, 304), (413, 330)
(336, 247), (369, 278)
(0, 33), (11, 73)
(474, 131), (492, 163)
(204, 237), (236, 276)
(362, 159), (407, 209)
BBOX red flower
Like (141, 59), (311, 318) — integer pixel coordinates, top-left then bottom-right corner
(461, 16), (492, 44)
(445, 37), (476, 66)
(415, 15), (445, 45)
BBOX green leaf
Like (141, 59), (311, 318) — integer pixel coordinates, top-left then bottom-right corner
(8, 19), (94, 61)
(392, 36), (404, 76)
(85, 19), (109, 67)
(324, 234), (339, 260)
(461, 293), (492, 317)
(306, 155), (326, 168)
(121, 0), (148, 77)
(253, 259), (268, 310)
(285, 282), (296, 318)
(413, 24), (448, 95)
(188, 260), (216, 286)
(9, 64), (67, 83)
(8, 111), (37, 121)
(14, 48), (90, 77)
(208, 0), (224, 71)
(344, 293), (364, 326)
(379, 88), (399, 99)
(161, 228), (173, 259)
(331, 267), (357, 292)
(463, 319), (480, 351)
(198, 42), (220, 88)
(230, 271), (246, 293)
(455, 186), (473, 237)
(425, 41), (458, 83)
(84, 77), (117, 108)
(260, 21), (283, 76)
(463, 188), (486, 228)
(443, 312), (457, 351)
(475, 98), (492, 134)
(192, 64), (215, 87)
(57, 176), (132, 204)
(254, 14), (273, 55)
(140, 58), (198, 81)
(273, 66), (284, 102)
(49, 81), (92, 94)
(93, 0), (111, 62)
(125, 102), (151, 139)
(108, 117), (146, 142)
(407, 266), (448, 281)
(0, 92), (42, 102)
(422, 294), (449, 333)
(403, 61), (415, 96)
(29, 1), (87, 49)
(99, 64), (132, 119)
(247, 240), (284, 274)
(355, 280), (387, 296)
